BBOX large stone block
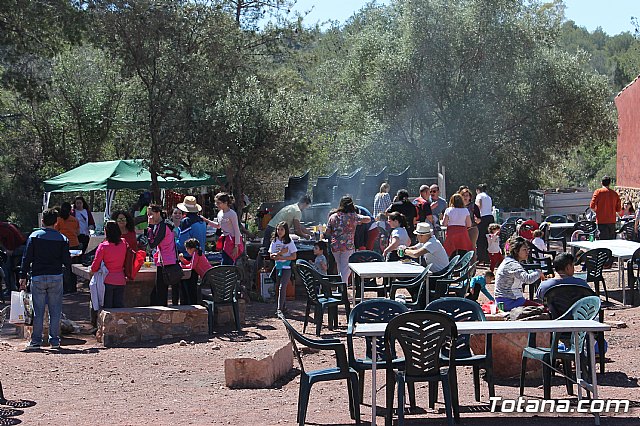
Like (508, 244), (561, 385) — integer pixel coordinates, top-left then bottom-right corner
(224, 340), (293, 388)
(214, 299), (246, 326)
(97, 305), (208, 347)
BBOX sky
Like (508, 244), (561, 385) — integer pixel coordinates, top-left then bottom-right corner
(291, 0), (640, 36)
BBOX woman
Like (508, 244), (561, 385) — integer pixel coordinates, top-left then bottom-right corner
(442, 193), (473, 257)
(147, 204), (182, 306)
(494, 236), (544, 311)
(459, 187), (481, 254)
(325, 196), (371, 282)
(373, 182), (392, 218)
(619, 200), (635, 220)
(55, 202), (80, 249)
(91, 221), (127, 309)
(207, 193), (244, 265)
(171, 207), (183, 242)
(386, 189), (418, 236)
(382, 211), (412, 261)
(112, 210), (138, 249)
(71, 196), (95, 253)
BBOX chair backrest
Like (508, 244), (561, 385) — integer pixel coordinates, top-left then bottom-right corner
(201, 265), (240, 304)
(573, 220), (597, 235)
(583, 248), (612, 281)
(296, 260), (321, 303)
(628, 247), (640, 284)
(499, 223), (517, 249)
(619, 221), (636, 241)
(433, 255), (460, 279)
(544, 215), (569, 224)
(348, 250), (384, 263)
(453, 251), (474, 276)
(385, 310), (457, 379)
(347, 299), (408, 364)
(543, 284), (598, 319)
(426, 297), (485, 358)
(557, 296), (601, 353)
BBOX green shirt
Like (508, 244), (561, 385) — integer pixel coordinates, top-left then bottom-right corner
(268, 203), (302, 230)
(135, 205), (148, 230)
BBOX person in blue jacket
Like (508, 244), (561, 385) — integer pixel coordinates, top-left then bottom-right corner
(176, 196), (207, 305)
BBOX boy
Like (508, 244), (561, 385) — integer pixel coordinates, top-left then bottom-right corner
(466, 271), (496, 302)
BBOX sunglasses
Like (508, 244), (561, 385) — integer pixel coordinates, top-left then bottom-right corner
(430, 190), (438, 193)
(116, 218), (127, 222)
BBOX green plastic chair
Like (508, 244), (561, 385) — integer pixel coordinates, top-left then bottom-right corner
(279, 314), (360, 426)
(519, 296), (601, 399)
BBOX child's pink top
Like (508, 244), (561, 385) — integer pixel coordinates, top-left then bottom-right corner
(91, 239), (127, 285)
(179, 251), (213, 278)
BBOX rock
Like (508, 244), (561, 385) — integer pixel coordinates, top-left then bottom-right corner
(610, 320), (627, 328)
(180, 340), (187, 346)
(224, 340), (293, 388)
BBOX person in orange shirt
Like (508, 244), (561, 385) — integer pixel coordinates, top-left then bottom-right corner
(589, 176), (621, 240)
(54, 202), (80, 249)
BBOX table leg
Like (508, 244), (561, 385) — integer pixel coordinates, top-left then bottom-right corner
(588, 332), (601, 425)
(351, 271), (356, 304)
(574, 331), (583, 401)
(619, 256), (626, 305)
(371, 336), (377, 426)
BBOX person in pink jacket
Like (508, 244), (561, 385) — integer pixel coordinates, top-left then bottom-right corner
(90, 221), (127, 308)
(178, 238), (212, 304)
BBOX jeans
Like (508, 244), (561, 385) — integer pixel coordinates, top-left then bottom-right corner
(333, 250), (354, 284)
(30, 274), (64, 346)
(104, 284), (125, 309)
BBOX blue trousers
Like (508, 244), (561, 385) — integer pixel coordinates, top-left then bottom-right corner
(30, 274), (64, 346)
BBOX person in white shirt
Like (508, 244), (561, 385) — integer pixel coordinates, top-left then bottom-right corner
(404, 222), (450, 273)
(442, 193), (473, 257)
(475, 183), (493, 264)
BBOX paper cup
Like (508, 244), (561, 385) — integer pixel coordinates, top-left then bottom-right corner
(489, 303), (497, 315)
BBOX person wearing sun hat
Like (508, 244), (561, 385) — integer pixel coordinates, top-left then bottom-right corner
(175, 195), (207, 305)
(404, 222), (450, 273)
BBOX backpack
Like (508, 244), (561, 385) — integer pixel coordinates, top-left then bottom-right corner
(124, 243), (146, 280)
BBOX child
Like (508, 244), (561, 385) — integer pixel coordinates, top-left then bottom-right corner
(374, 213), (391, 254)
(466, 271), (496, 302)
(532, 229), (546, 252)
(313, 240), (328, 275)
(269, 221), (297, 314)
(486, 223), (503, 272)
(178, 238), (212, 304)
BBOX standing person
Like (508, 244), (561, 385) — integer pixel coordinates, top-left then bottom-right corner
(373, 182), (393, 218)
(428, 184), (447, 238)
(147, 204), (181, 306)
(413, 185), (434, 224)
(325, 196), (371, 283)
(262, 195), (312, 248)
(91, 221), (127, 309)
(178, 238), (212, 304)
(208, 193), (244, 265)
(494, 236), (544, 311)
(354, 205), (378, 250)
(112, 210), (138, 249)
(176, 196), (207, 258)
(475, 183), (494, 264)
(19, 208), (71, 350)
(55, 202), (80, 249)
(133, 191), (152, 231)
(382, 212), (412, 261)
(71, 196), (95, 253)
(170, 207), (183, 242)
(269, 222), (298, 314)
(386, 189), (418, 236)
(459, 187), (481, 259)
(590, 176), (621, 240)
(486, 223), (504, 272)
(0, 220), (26, 293)
(442, 193), (473, 257)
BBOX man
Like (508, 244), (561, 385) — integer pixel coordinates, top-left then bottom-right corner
(428, 184), (447, 239)
(475, 183), (493, 264)
(404, 222), (450, 273)
(262, 195), (312, 247)
(0, 221), (27, 293)
(590, 176), (621, 240)
(19, 208), (71, 350)
(413, 185), (434, 225)
(536, 252), (590, 300)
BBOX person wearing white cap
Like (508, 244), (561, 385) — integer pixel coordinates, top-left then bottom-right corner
(404, 222), (450, 273)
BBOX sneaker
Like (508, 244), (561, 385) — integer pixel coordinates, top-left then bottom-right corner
(24, 342), (41, 351)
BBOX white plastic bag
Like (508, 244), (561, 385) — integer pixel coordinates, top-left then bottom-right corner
(9, 291), (26, 324)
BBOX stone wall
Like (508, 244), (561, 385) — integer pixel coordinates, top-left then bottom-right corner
(616, 186), (640, 207)
(97, 305), (208, 347)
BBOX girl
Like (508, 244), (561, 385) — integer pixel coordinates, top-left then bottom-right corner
(178, 238), (212, 304)
(91, 221), (127, 309)
(442, 193), (473, 257)
(373, 182), (392, 218)
(313, 240), (328, 275)
(382, 211), (412, 261)
(494, 236), (544, 311)
(206, 193), (244, 265)
(487, 223), (503, 272)
(269, 221), (297, 314)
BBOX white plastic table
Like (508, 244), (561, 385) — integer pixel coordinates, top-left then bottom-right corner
(348, 261), (425, 303)
(354, 319), (611, 426)
(567, 239), (640, 305)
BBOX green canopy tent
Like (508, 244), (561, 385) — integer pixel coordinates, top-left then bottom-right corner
(43, 159), (219, 218)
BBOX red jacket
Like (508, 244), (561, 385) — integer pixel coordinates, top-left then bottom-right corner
(590, 187), (621, 224)
(0, 222), (26, 250)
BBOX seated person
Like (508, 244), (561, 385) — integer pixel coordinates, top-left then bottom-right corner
(404, 222), (449, 273)
(494, 236), (544, 311)
(466, 271), (496, 302)
(536, 252), (590, 301)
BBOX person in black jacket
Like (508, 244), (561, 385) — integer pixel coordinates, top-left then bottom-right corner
(386, 189), (418, 239)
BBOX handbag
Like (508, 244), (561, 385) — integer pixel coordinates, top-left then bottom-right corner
(157, 246), (183, 285)
(124, 243), (146, 280)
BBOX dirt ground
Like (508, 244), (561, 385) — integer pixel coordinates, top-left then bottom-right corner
(1, 267), (639, 426)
